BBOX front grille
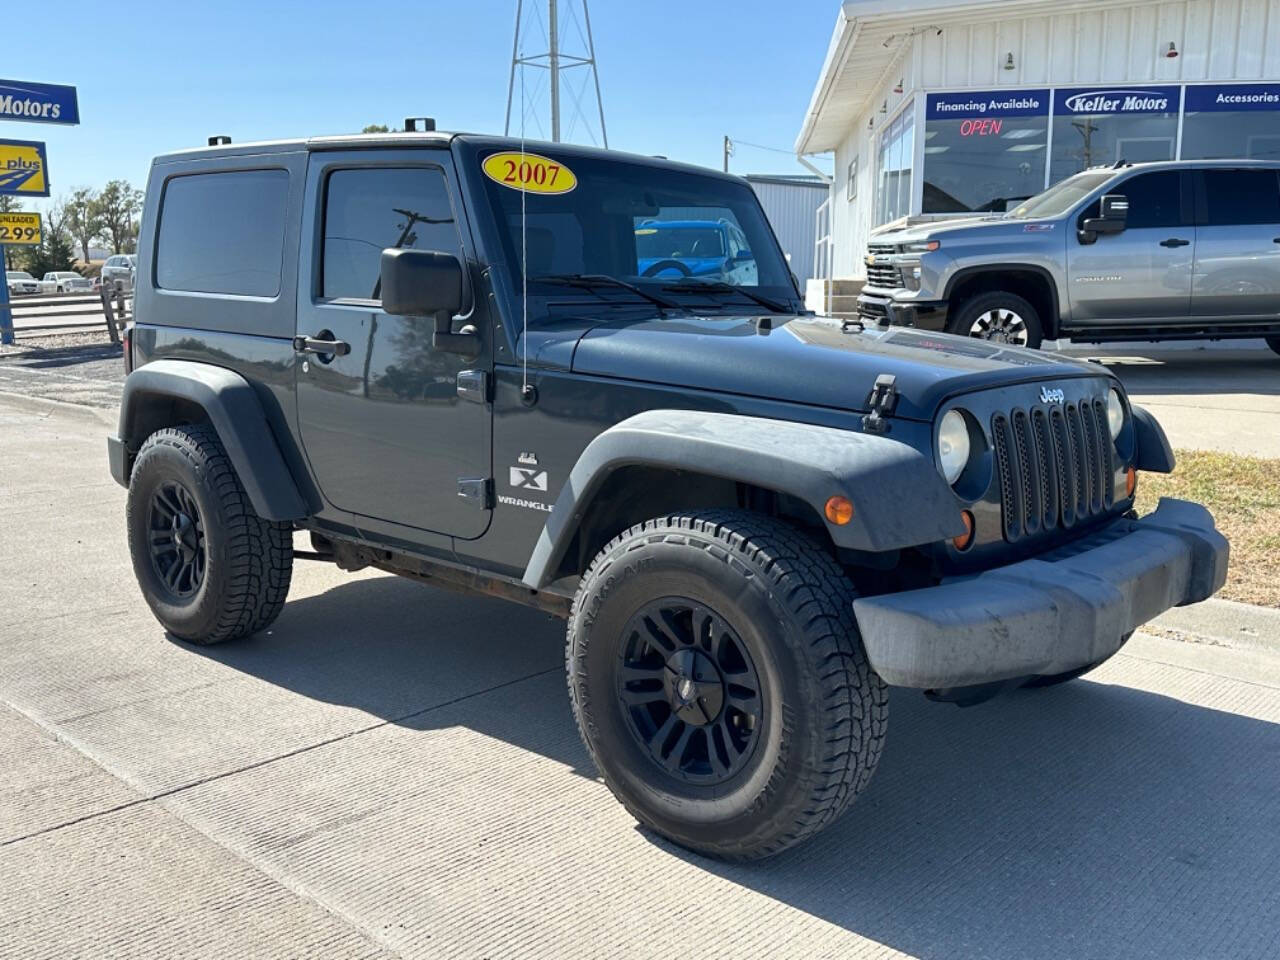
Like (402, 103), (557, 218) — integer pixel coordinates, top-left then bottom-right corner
(991, 397), (1115, 542)
(865, 262), (902, 288)
(865, 243), (902, 288)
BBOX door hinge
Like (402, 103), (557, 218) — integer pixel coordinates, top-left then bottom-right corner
(457, 369), (489, 404)
(457, 477), (493, 508)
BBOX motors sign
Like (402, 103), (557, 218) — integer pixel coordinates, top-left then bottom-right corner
(1054, 86), (1181, 116)
(0, 79), (80, 126)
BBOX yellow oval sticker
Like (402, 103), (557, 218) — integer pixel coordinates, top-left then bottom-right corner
(482, 151), (577, 195)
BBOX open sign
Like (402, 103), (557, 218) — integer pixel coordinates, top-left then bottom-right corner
(959, 118), (1004, 136)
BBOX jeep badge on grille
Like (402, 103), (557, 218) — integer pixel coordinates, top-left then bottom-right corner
(1040, 386), (1065, 404)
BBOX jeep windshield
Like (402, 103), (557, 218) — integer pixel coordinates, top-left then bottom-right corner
(472, 148), (800, 315)
(1006, 170), (1116, 220)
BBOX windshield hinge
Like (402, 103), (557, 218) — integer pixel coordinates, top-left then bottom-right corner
(862, 374), (898, 435)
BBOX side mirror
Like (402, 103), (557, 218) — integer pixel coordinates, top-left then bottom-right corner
(379, 249), (478, 355)
(1080, 193), (1128, 241)
(732, 250), (754, 262)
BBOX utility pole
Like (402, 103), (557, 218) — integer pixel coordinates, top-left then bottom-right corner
(723, 136), (733, 172)
(548, 0), (560, 142)
(506, 0), (607, 147)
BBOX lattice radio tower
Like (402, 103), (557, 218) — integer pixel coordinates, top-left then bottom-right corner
(505, 0), (608, 147)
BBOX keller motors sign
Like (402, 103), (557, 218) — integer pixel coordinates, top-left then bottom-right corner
(1054, 85), (1182, 116)
(0, 78), (80, 125)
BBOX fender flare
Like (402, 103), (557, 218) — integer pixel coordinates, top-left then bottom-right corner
(943, 263), (1062, 336)
(1132, 404), (1175, 474)
(522, 409), (965, 589)
(112, 359), (309, 521)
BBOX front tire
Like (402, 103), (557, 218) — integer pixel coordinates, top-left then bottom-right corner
(567, 510), (888, 860)
(127, 424), (293, 644)
(947, 290), (1044, 349)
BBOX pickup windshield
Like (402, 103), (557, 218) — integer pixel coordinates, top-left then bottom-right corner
(473, 148), (799, 315)
(1007, 170), (1116, 220)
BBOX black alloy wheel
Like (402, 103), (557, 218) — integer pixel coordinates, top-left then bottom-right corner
(616, 598), (763, 785)
(146, 480), (206, 600)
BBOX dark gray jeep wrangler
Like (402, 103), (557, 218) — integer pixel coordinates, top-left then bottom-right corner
(109, 130), (1228, 860)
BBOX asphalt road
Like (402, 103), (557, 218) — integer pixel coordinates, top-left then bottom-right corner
(2, 393), (1279, 959)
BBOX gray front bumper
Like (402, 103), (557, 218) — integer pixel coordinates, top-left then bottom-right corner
(853, 499), (1229, 688)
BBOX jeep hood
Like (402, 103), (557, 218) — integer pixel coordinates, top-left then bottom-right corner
(567, 315), (1107, 421)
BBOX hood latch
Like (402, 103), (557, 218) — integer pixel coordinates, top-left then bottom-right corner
(862, 374), (898, 434)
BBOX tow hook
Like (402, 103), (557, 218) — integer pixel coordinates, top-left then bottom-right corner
(862, 373), (898, 434)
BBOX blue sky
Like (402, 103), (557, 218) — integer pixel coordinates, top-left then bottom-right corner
(7, 0), (838, 207)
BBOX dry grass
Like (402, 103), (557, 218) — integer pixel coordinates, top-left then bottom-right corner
(1136, 449), (1280, 608)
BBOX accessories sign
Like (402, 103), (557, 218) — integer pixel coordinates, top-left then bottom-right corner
(0, 79), (79, 126)
(1184, 83), (1280, 112)
(0, 139), (50, 196)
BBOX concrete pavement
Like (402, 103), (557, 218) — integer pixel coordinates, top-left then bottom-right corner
(2, 394), (1280, 958)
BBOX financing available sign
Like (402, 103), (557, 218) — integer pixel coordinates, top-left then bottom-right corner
(0, 211), (41, 246)
(0, 139), (50, 196)
(0, 78), (79, 126)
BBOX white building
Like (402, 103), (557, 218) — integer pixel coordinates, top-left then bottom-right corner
(796, 0), (1280, 296)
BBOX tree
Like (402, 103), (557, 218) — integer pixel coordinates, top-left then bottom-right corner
(94, 180), (143, 255)
(19, 228), (76, 278)
(362, 123), (390, 133)
(65, 188), (102, 263)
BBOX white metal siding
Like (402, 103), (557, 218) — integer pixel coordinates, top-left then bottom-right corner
(826, 0), (1280, 279)
(747, 179), (828, 283)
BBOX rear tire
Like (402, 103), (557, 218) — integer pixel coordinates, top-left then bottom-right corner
(1266, 335), (1280, 357)
(567, 510), (888, 860)
(127, 424), (293, 644)
(947, 291), (1044, 349)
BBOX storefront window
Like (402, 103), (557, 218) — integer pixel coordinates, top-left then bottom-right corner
(922, 90), (1049, 214)
(875, 108), (914, 225)
(1048, 86), (1180, 182)
(1182, 83), (1280, 160)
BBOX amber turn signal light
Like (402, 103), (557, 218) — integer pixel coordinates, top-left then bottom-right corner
(1125, 466), (1137, 498)
(953, 510), (975, 551)
(825, 496), (854, 526)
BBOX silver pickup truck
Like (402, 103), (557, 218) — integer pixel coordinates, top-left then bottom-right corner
(857, 159), (1280, 356)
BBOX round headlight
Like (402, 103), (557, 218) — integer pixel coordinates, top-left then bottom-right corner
(937, 409), (971, 485)
(1107, 388), (1125, 440)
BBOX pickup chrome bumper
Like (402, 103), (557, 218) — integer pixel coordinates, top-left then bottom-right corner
(853, 498), (1229, 688)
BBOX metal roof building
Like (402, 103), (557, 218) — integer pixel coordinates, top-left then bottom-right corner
(745, 174), (828, 284)
(797, 0), (1280, 288)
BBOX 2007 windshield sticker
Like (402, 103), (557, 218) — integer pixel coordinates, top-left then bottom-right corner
(482, 152), (577, 195)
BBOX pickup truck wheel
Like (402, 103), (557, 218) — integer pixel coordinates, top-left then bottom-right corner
(1023, 632), (1134, 687)
(948, 291), (1043, 349)
(1266, 335), (1280, 356)
(567, 510), (888, 860)
(126, 424), (293, 644)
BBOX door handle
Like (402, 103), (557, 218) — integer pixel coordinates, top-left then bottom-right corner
(292, 335), (350, 357)
(1159, 238), (1190, 248)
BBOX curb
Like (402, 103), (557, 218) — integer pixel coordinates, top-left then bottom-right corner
(0, 388), (116, 427)
(1149, 597), (1280, 654)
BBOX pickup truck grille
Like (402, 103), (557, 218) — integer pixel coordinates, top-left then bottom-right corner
(864, 243), (901, 288)
(991, 398), (1115, 542)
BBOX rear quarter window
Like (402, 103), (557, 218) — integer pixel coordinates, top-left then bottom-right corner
(155, 169), (290, 297)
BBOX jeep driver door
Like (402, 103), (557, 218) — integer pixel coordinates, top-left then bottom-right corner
(1066, 170), (1194, 324)
(294, 150), (492, 539)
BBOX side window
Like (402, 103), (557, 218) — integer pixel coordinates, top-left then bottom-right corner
(156, 170), (290, 297)
(1203, 169), (1280, 226)
(321, 166), (463, 301)
(1115, 172), (1183, 230)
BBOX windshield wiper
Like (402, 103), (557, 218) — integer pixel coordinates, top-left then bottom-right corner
(659, 279), (792, 314)
(537, 274), (684, 315)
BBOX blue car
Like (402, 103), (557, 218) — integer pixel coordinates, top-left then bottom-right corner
(634, 218), (758, 284)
